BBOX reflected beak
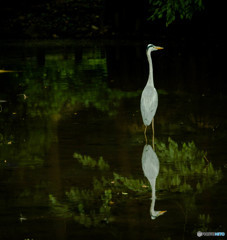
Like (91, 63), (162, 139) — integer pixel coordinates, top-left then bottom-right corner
(155, 46), (164, 50)
(159, 210), (167, 215)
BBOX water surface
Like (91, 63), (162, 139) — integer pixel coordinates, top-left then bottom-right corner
(0, 40), (226, 240)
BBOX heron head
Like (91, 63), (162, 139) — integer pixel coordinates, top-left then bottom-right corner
(151, 210), (167, 220)
(147, 44), (164, 52)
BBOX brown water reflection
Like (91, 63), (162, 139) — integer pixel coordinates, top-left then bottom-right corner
(0, 41), (226, 240)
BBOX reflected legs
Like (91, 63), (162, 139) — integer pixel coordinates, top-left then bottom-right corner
(144, 125), (148, 144)
(152, 118), (155, 150)
(144, 119), (155, 149)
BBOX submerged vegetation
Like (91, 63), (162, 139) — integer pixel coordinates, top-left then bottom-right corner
(49, 188), (112, 228)
(49, 138), (222, 227)
(73, 153), (110, 170)
(155, 138), (222, 192)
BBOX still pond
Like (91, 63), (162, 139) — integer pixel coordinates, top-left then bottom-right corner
(0, 40), (226, 240)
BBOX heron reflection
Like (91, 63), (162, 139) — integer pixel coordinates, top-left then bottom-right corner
(142, 144), (167, 219)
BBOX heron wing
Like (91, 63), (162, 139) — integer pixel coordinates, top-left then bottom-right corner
(140, 86), (158, 126)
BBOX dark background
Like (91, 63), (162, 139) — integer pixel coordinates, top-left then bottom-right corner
(0, 0), (226, 95)
(0, 0), (225, 41)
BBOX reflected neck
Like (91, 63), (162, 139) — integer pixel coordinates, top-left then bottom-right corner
(147, 51), (154, 87)
(150, 178), (156, 199)
(150, 178), (156, 215)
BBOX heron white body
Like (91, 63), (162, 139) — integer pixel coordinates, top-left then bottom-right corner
(141, 86), (158, 126)
(140, 44), (161, 127)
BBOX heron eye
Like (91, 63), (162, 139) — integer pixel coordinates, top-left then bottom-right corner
(147, 44), (154, 51)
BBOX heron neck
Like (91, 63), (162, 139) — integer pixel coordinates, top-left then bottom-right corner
(147, 52), (154, 87)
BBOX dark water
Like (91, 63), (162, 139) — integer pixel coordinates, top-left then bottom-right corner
(0, 40), (226, 240)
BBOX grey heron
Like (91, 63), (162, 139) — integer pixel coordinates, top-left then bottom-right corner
(140, 44), (163, 149)
(142, 144), (167, 219)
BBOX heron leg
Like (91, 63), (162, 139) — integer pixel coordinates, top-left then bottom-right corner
(152, 118), (155, 150)
(144, 125), (148, 144)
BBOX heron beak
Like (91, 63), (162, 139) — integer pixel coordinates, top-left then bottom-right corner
(155, 46), (164, 50)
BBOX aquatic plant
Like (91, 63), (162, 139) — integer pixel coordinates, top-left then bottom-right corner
(112, 172), (148, 193)
(73, 153), (110, 170)
(155, 137), (222, 193)
(49, 195), (71, 218)
(49, 188), (113, 228)
(156, 137), (206, 163)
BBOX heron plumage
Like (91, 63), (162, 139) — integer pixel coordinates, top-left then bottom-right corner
(140, 86), (158, 126)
